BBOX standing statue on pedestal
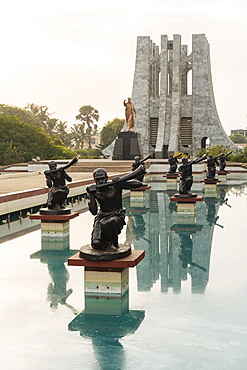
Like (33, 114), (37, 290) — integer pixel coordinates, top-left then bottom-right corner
(219, 152), (232, 172)
(124, 97), (136, 131)
(206, 154), (222, 180)
(168, 153), (182, 174)
(44, 157), (78, 213)
(178, 155), (207, 196)
(132, 154), (151, 182)
(81, 166), (146, 260)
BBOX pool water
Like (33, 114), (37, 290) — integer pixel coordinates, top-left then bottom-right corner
(0, 184), (247, 369)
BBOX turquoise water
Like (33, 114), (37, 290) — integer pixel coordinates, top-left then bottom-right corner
(0, 184), (247, 369)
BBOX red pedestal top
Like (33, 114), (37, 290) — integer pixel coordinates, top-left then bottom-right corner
(170, 195), (204, 203)
(163, 173), (179, 178)
(201, 179), (221, 184)
(131, 186), (151, 191)
(68, 249), (145, 268)
(29, 211), (79, 221)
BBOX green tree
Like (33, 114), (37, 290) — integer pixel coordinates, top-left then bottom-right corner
(76, 105), (99, 149)
(100, 118), (125, 148)
(54, 121), (70, 147)
(69, 123), (87, 149)
(1, 140), (25, 165)
(196, 144), (247, 163)
(0, 104), (43, 127)
(24, 103), (59, 135)
(229, 134), (247, 143)
(196, 145), (230, 158)
(0, 115), (75, 165)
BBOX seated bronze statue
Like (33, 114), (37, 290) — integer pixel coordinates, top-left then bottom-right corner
(86, 166), (145, 252)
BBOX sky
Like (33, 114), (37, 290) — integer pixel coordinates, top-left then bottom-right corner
(0, 0), (246, 134)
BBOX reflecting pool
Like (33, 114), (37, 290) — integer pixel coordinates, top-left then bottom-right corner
(1, 184), (247, 369)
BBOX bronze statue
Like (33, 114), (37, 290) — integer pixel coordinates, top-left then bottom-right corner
(206, 154), (222, 180)
(44, 157), (78, 211)
(168, 153), (182, 174)
(132, 154), (151, 182)
(124, 97), (136, 131)
(86, 166), (145, 252)
(178, 155), (206, 195)
(219, 152), (232, 171)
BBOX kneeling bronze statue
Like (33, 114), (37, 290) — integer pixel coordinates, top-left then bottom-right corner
(43, 157), (78, 214)
(80, 165), (145, 260)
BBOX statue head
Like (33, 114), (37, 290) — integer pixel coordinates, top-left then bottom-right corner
(93, 168), (108, 185)
(208, 154), (213, 159)
(128, 97), (131, 102)
(48, 161), (57, 171)
(134, 156), (140, 162)
(182, 157), (188, 164)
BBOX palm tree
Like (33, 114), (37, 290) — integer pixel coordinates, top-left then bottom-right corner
(69, 123), (87, 149)
(54, 121), (70, 147)
(76, 105), (99, 149)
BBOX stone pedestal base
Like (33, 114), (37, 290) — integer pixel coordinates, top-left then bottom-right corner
(84, 267), (129, 315)
(112, 131), (142, 160)
(217, 171), (229, 184)
(202, 179), (221, 198)
(163, 174), (179, 191)
(130, 186), (151, 208)
(29, 211), (79, 250)
(68, 250), (145, 337)
(170, 195), (204, 225)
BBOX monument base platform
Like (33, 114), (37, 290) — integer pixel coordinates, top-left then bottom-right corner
(79, 244), (131, 261)
(29, 211), (79, 221)
(68, 249), (145, 268)
(39, 207), (71, 215)
(112, 131), (142, 160)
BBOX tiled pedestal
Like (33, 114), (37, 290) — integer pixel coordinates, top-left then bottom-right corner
(30, 211), (79, 250)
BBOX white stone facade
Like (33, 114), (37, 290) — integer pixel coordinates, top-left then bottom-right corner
(131, 34), (237, 158)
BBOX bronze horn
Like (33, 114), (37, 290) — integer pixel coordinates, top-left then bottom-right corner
(95, 165), (146, 190)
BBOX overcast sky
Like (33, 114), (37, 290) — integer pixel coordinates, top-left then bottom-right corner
(0, 0), (246, 134)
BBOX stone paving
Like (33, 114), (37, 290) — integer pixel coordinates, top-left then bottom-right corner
(0, 172), (96, 195)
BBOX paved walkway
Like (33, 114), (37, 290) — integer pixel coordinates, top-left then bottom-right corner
(0, 172), (97, 195)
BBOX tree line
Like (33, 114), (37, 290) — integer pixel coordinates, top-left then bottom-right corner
(0, 103), (124, 165)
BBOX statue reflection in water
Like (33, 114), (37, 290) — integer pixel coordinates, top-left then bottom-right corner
(178, 232), (207, 272)
(206, 202), (224, 228)
(46, 260), (78, 314)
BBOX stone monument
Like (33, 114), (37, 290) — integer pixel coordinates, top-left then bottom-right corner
(130, 34), (237, 158)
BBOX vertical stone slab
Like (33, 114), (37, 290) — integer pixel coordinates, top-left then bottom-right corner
(168, 34), (182, 156)
(192, 34), (235, 154)
(155, 35), (168, 158)
(132, 36), (151, 155)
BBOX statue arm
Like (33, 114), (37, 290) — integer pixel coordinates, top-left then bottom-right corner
(60, 157), (78, 171)
(87, 191), (98, 215)
(119, 180), (144, 190)
(133, 103), (136, 116)
(63, 170), (72, 182)
(44, 172), (52, 188)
